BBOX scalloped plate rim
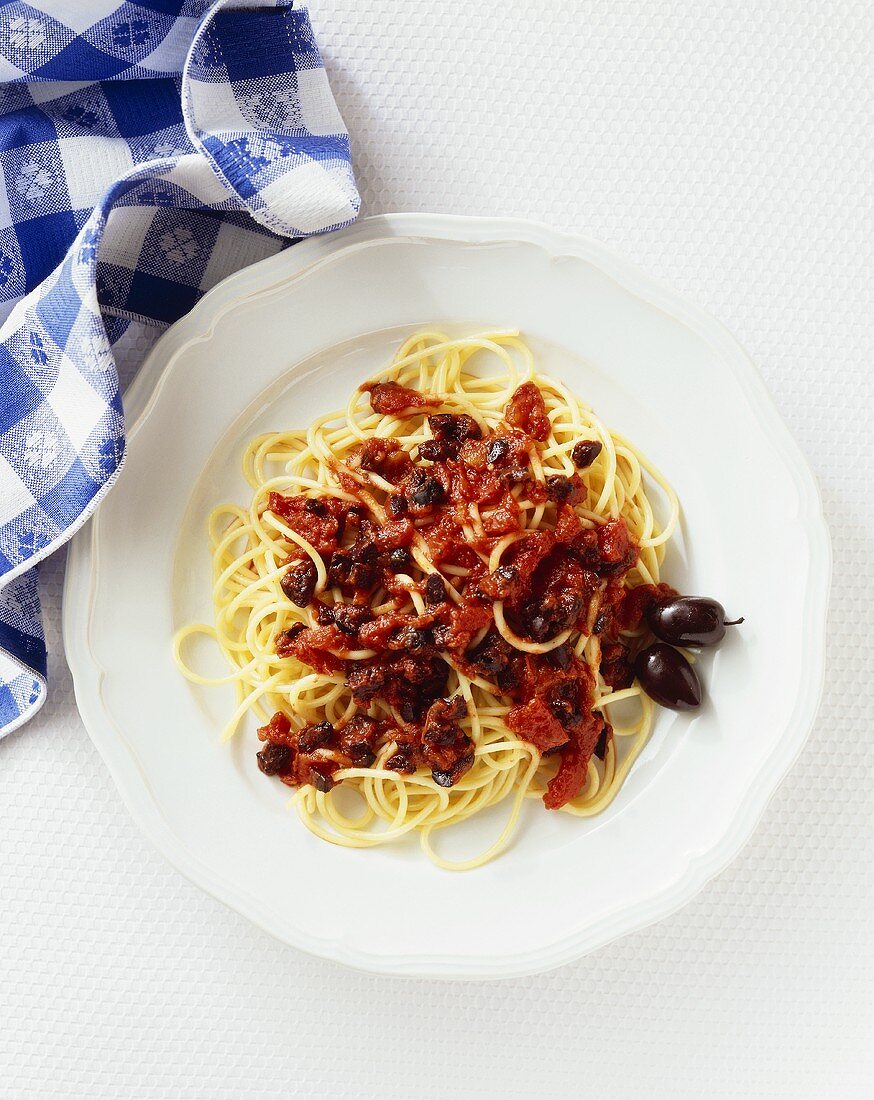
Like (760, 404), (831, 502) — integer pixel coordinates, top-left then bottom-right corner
(63, 213), (830, 979)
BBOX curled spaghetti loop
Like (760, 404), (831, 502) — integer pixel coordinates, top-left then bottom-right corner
(174, 331), (679, 870)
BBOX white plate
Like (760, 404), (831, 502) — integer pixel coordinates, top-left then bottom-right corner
(63, 214), (829, 979)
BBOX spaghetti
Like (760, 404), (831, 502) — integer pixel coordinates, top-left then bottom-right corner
(174, 330), (681, 870)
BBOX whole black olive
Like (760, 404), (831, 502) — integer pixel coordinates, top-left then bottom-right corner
(647, 597), (744, 647)
(634, 643), (702, 710)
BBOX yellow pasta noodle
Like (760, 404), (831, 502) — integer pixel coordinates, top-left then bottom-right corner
(174, 330), (679, 869)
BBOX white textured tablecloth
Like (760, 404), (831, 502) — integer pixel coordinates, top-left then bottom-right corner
(1, 3), (871, 1096)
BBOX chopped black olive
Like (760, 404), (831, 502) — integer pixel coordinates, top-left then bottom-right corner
(256, 742), (291, 776)
(428, 413), (481, 442)
(331, 604), (372, 635)
(353, 563), (378, 589)
(465, 637), (507, 675)
(571, 440), (603, 468)
(348, 744), (376, 768)
(327, 552), (351, 586)
(385, 547), (412, 572)
(417, 439), (446, 463)
(309, 767), (335, 793)
(545, 474), (574, 502)
(522, 589), (583, 641)
(548, 643), (572, 670)
(298, 721), (334, 753)
(389, 626), (432, 652)
(496, 665), (518, 693)
(280, 559), (317, 607)
(486, 437), (510, 465)
(527, 613), (549, 641)
(277, 622), (306, 647)
(425, 572), (447, 604)
(547, 682), (582, 725)
(409, 476), (445, 506)
(488, 564), (517, 599)
(385, 751), (416, 774)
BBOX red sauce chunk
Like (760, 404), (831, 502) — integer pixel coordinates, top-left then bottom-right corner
(543, 710), (604, 809)
(362, 380), (441, 417)
(356, 437), (413, 481)
(261, 381), (653, 811)
(268, 492), (354, 556)
(506, 697), (568, 752)
(276, 624), (346, 675)
(597, 518), (631, 563)
(505, 382), (551, 441)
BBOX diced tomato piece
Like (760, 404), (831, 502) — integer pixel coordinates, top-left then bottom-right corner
(597, 517), (630, 563)
(543, 737), (589, 808)
(374, 518), (415, 549)
(554, 503), (583, 543)
(505, 382), (551, 441)
(505, 530), (556, 580)
(481, 496), (520, 536)
(437, 600), (492, 652)
(543, 713), (603, 809)
(276, 625), (346, 675)
(357, 437), (414, 480)
(506, 697), (569, 751)
(267, 492), (345, 556)
(256, 711), (292, 744)
(599, 642), (634, 689)
(362, 381), (440, 416)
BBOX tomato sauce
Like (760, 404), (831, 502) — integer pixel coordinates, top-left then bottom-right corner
(361, 380), (441, 416)
(263, 381), (645, 807)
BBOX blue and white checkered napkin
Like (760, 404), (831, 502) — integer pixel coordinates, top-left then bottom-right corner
(0, 1), (359, 737)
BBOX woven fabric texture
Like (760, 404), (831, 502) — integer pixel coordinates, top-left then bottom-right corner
(0, 1), (357, 736)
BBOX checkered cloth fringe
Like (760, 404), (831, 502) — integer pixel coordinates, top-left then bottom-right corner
(0, 1), (359, 736)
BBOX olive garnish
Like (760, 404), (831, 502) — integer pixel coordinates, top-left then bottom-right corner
(634, 643), (702, 711)
(646, 597), (744, 648)
(632, 594), (743, 710)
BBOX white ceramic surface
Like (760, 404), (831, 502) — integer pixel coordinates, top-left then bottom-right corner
(63, 214), (829, 978)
